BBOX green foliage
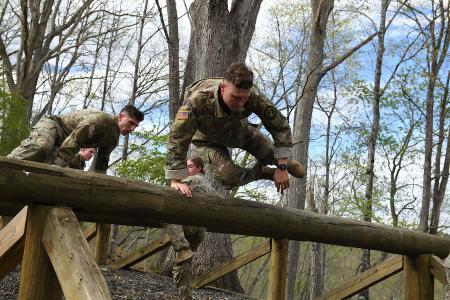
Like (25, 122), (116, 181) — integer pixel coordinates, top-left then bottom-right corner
(0, 86), (29, 156)
(116, 129), (167, 184)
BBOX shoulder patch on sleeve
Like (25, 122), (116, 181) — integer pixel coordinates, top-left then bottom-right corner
(176, 106), (190, 120)
(265, 106), (277, 120)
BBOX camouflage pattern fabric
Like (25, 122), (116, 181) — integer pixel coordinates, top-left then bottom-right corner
(167, 174), (212, 300)
(165, 78), (293, 185)
(8, 109), (120, 173)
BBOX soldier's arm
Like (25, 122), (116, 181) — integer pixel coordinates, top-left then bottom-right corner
(57, 122), (91, 165)
(94, 145), (115, 174)
(165, 103), (199, 180)
(249, 89), (292, 159)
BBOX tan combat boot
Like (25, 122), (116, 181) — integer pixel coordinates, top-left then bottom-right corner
(175, 248), (193, 265)
(287, 160), (306, 178)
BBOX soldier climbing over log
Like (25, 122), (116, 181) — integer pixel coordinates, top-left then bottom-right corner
(165, 156), (213, 300)
(8, 105), (144, 173)
(166, 62), (306, 197)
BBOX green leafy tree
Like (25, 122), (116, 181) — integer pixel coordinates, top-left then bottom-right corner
(116, 130), (167, 184)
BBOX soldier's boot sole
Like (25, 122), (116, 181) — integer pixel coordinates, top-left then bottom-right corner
(288, 160), (306, 178)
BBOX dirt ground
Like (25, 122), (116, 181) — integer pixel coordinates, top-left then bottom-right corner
(0, 266), (256, 300)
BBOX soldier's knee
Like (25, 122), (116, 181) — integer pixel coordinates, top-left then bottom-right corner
(216, 163), (242, 187)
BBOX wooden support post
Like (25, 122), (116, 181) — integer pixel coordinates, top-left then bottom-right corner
(95, 223), (111, 265)
(193, 239), (271, 289)
(404, 255), (434, 300)
(83, 223), (97, 242)
(42, 207), (112, 300)
(110, 233), (170, 270)
(267, 238), (289, 300)
(18, 206), (62, 300)
(0, 207), (27, 280)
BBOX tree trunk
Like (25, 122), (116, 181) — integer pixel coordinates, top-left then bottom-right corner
(166, 0), (181, 120)
(429, 71), (450, 235)
(358, 1), (389, 299)
(286, 1), (334, 298)
(161, 0), (262, 292)
(419, 1), (450, 232)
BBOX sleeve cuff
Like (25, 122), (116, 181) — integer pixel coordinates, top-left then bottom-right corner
(274, 146), (292, 159)
(165, 168), (189, 180)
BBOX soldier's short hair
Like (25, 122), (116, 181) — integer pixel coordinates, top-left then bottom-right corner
(188, 156), (205, 174)
(223, 63), (253, 89)
(120, 104), (144, 121)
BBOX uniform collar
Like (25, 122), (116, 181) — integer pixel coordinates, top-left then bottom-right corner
(213, 82), (226, 118)
(113, 115), (121, 136)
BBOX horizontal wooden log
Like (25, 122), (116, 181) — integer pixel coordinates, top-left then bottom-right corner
(318, 255), (403, 300)
(42, 207), (112, 300)
(192, 239), (271, 289)
(1, 157), (450, 258)
(109, 234), (170, 270)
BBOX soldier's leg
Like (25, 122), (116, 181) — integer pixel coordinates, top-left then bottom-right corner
(162, 223), (193, 264)
(183, 225), (206, 252)
(194, 145), (264, 188)
(241, 125), (306, 178)
(173, 259), (193, 300)
(7, 118), (59, 163)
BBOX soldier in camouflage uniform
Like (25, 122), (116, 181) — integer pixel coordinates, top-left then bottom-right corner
(69, 147), (97, 170)
(8, 105), (144, 173)
(167, 157), (211, 300)
(166, 62), (305, 197)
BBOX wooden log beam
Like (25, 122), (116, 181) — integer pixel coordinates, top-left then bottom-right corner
(404, 255), (434, 300)
(18, 206), (62, 300)
(318, 255), (403, 300)
(42, 207), (112, 300)
(192, 239), (271, 289)
(109, 233), (170, 270)
(267, 238), (289, 300)
(0, 207), (27, 280)
(1, 158), (450, 258)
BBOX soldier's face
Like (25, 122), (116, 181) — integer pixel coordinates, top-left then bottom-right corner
(80, 148), (96, 161)
(220, 80), (250, 111)
(118, 113), (140, 135)
(187, 159), (202, 176)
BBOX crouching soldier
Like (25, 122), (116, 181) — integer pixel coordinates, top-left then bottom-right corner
(8, 105), (144, 173)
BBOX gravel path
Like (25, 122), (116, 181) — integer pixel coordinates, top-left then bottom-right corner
(0, 266), (256, 300)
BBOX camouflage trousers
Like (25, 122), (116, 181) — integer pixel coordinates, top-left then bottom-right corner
(8, 116), (67, 164)
(164, 224), (206, 300)
(192, 124), (276, 188)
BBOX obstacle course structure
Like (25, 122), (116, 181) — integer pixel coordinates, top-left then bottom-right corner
(0, 157), (449, 299)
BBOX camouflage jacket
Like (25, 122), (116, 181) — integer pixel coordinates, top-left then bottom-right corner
(181, 174), (216, 194)
(56, 109), (120, 173)
(166, 78), (292, 180)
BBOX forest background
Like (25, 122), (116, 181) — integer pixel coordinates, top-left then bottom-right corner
(0, 0), (449, 299)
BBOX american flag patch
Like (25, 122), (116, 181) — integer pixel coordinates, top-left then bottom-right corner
(176, 106), (190, 120)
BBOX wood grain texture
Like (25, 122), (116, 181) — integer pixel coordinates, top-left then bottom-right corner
(42, 207), (112, 300)
(267, 238), (288, 300)
(1, 157), (450, 258)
